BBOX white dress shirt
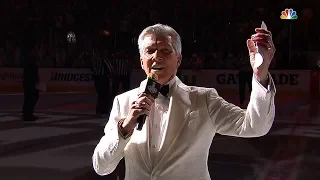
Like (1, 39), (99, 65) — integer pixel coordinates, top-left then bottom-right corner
(148, 76), (176, 166)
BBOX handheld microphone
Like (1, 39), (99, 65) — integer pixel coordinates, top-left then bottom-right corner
(136, 73), (161, 131)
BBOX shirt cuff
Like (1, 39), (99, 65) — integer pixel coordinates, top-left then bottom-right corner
(118, 118), (134, 139)
(253, 72), (275, 93)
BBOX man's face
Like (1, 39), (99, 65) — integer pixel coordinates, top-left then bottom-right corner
(140, 34), (181, 85)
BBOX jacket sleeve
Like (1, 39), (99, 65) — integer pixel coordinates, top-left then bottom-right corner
(92, 96), (131, 175)
(207, 73), (276, 137)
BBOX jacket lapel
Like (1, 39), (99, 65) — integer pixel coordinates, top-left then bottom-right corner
(135, 115), (153, 172)
(154, 77), (196, 167)
(134, 79), (153, 171)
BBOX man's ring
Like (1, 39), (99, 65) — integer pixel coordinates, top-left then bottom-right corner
(136, 102), (146, 106)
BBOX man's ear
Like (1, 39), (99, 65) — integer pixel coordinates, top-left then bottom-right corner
(177, 54), (182, 67)
(140, 58), (144, 69)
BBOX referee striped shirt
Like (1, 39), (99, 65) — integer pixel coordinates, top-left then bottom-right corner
(112, 55), (131, 76)
(91, 54), (113, 76)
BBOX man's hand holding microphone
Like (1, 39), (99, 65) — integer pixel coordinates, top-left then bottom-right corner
(120, 73), (161, 135)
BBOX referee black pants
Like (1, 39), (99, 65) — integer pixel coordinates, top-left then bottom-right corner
(111, 75), (130, 98)
(22, 85), (39, 118)
(93, 74), (110, 115)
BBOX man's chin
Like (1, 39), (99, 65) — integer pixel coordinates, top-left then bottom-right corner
(148, 70), (172, 83)
(150, 69), (164, 73)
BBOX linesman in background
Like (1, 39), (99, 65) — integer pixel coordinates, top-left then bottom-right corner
(110, 49), (132, 99)
(90, 46), (113, 117)
(22, 41), (40, 121)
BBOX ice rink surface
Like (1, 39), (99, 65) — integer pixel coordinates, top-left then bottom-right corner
(0, 92), (319, 180)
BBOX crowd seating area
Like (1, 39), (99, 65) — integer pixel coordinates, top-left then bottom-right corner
(0, 0), (319, 69)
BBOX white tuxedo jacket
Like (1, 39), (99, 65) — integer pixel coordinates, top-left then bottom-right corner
(93, 76), (276, 180)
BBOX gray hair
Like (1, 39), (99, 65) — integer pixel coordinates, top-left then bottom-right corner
(138, 24), (182, 56)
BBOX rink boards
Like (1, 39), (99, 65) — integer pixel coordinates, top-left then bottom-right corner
(0, 68), (319, 96)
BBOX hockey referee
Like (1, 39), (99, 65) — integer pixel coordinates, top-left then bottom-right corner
(90, 46), (113, 117)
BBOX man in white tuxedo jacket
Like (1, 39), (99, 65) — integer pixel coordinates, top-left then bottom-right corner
(92, 24), (276, 180)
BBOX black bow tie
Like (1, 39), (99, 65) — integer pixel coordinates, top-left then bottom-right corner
(160, 84), (169, 97)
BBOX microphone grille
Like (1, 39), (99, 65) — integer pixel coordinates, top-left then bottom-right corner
(148, 73), (158, 81)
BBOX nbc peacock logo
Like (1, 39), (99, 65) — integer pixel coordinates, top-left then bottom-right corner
(280, 8), (298, 20)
